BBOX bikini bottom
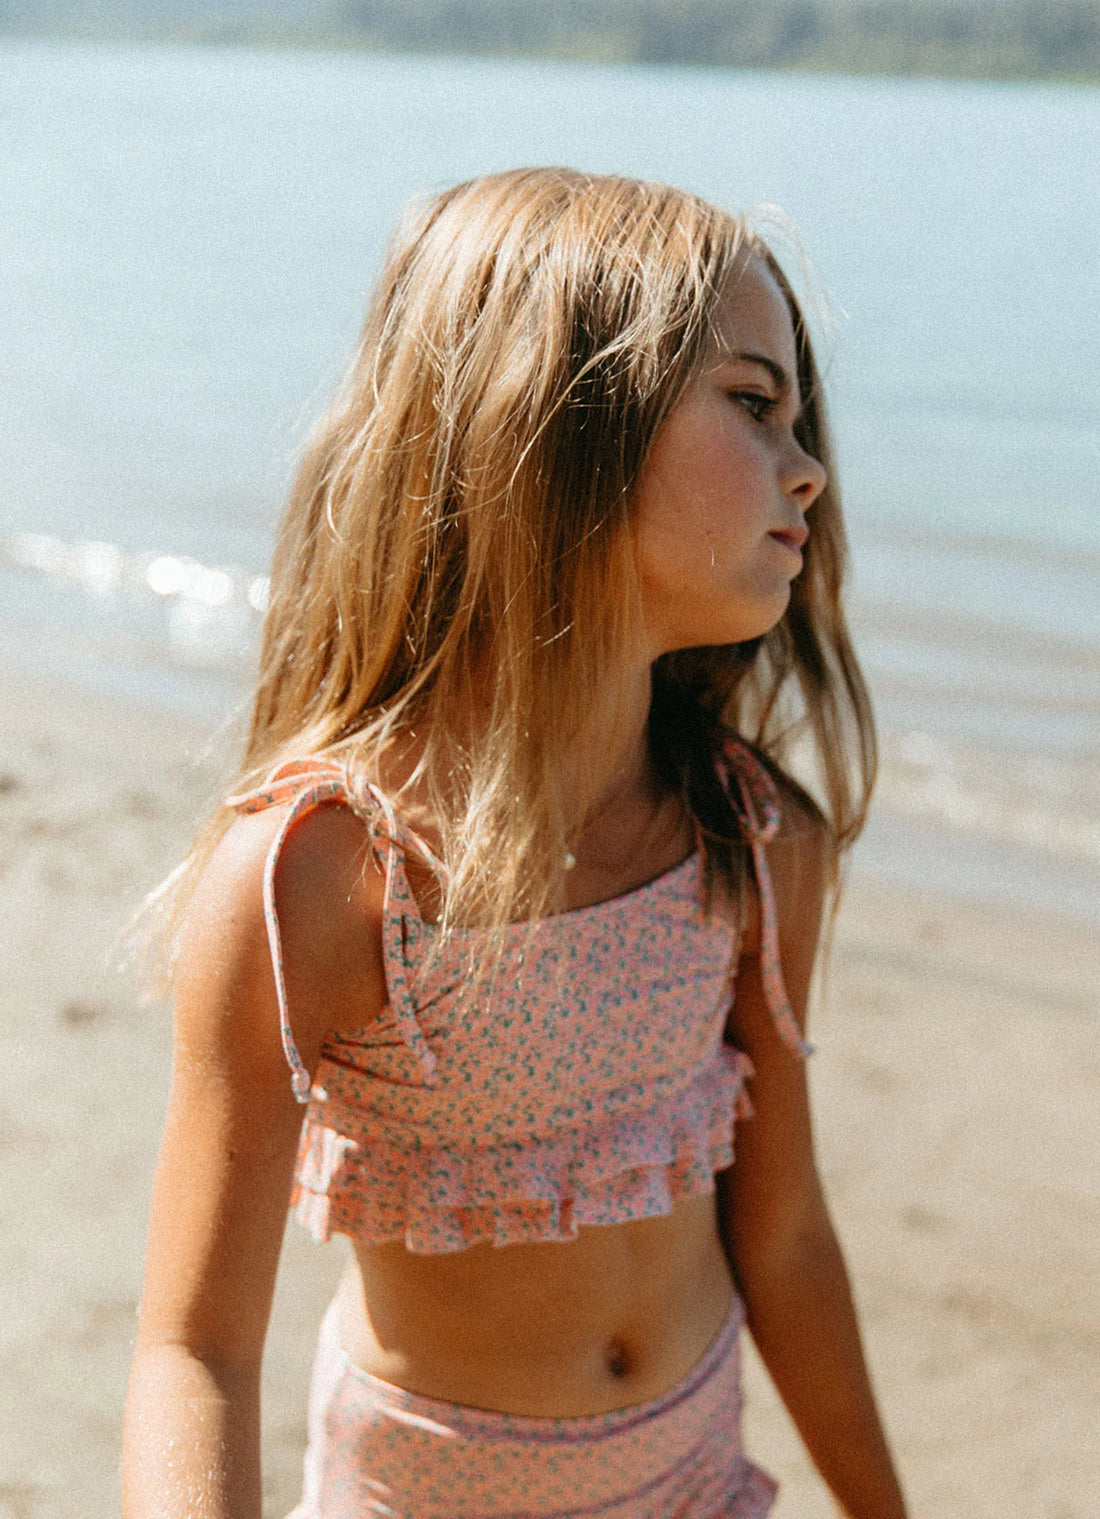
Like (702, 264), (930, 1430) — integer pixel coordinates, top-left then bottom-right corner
(286, 1292), (778, 1518)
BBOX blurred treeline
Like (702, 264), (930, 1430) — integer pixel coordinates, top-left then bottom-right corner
(3, 0), (1099, 80)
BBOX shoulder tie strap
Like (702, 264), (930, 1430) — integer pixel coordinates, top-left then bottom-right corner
(226, 758), (440, 1102)
(716, 738), (813, 1060)
(346, 778), (440, 1088)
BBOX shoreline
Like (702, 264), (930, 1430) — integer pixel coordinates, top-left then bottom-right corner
(2, 26), (1098, 89)
(1, 666), (1097, 1516)
(5, 515), (1098, 925)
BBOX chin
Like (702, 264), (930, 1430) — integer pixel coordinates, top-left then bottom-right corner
(651, 587), (791, 655)
(722, 590), (791, 645)
(663, 619), (784, 655)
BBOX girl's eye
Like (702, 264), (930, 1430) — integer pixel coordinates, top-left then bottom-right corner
(729, 391), (776, 423)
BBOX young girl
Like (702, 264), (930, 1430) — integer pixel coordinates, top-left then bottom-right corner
(123, 168), (907, 1518)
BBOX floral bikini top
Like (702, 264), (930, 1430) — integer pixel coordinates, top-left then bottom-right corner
(227, 738), (809, 1255)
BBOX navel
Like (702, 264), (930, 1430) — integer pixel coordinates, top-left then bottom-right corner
(605, 1337), (632, 1379)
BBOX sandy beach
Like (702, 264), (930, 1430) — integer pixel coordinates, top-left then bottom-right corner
(1, 666), (1096, 1519)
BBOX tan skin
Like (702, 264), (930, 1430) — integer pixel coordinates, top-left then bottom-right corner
(124, 262), (908, 1516)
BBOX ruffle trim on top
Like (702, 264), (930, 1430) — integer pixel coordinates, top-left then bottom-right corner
(731, 1463), (780, 1517)
(291, 1046), (754, 1254)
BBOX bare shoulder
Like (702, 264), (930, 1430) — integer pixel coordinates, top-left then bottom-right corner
(177, 798), (388, 1074)
(133, 800), (387, 1375)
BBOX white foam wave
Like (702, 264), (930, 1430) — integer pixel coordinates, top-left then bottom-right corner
(878, 730), (1100, 869)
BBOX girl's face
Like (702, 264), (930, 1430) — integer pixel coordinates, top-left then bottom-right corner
(633, 258), (826, 657)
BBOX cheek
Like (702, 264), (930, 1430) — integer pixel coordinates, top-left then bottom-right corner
(638, 425), (742, 532)
(648, 411), (726, 495)
(631, 397), (770, 617)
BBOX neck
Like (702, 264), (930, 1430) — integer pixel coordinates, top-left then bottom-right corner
(565, 660), (657, 830)
(396, 657), (661, 849)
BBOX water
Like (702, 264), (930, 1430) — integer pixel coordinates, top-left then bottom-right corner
(1, 40), (1098, 914)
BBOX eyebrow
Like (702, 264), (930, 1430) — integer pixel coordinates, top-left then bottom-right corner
(721, 350), (792, 396)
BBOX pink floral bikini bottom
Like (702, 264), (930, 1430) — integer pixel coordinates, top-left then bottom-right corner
(286, 1293), (777, 1518)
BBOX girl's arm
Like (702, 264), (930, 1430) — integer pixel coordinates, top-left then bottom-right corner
(719, 791), (909, 1519)
(123, 802), (385, 1519)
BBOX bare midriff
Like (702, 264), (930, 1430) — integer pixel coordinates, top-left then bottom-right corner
(337, 1192), (735, 1417)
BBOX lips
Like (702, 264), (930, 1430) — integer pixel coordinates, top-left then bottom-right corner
(768, 525), (809, 555)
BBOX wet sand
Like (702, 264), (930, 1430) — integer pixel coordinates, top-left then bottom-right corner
(0, 668), (1096, 1519)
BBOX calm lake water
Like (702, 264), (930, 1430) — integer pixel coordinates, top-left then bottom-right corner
(1, 40), (1097, 912)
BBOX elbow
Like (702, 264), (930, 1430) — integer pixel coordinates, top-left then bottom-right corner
(725, 1183), (840, 1301)
(130, 1329), (264, 1399)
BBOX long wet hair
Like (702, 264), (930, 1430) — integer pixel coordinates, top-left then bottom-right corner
(146, 167), (875, 976)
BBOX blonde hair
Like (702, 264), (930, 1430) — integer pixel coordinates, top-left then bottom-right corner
(146, 166), (875, 978)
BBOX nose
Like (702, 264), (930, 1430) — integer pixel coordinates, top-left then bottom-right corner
(780, 441), (827, 511)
